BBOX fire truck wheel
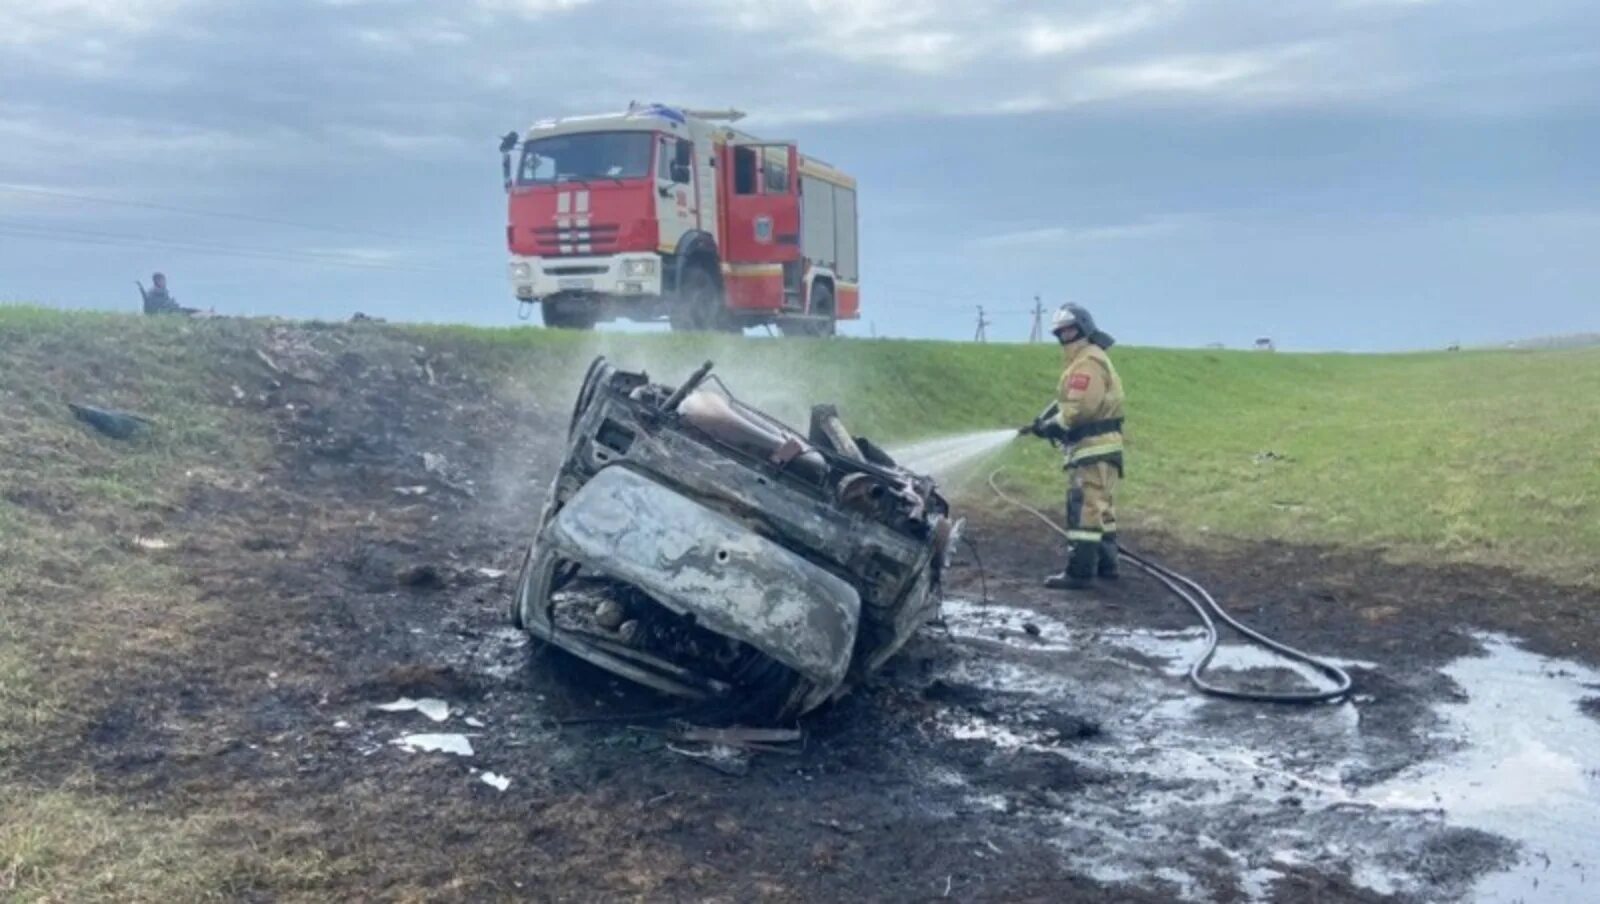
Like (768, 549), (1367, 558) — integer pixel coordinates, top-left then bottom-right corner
(670, 263), (734, 332)
(779, 281), (836, 337)
(540, 300), (598, 330)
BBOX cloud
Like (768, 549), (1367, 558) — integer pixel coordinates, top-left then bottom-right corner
(324, 125), (471, 156)
(972, 217), (1191, 250)
(4, 0), (1596, 216)
(1020, 4), (1173, 57)
(0, 0), (195, 46)
(472, 0), (593, 16)
(1085, 44), (1315, 96)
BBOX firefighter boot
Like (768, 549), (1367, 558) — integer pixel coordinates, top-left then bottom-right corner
(1098, 532), (1120, 580)
(1044, 541), (1099, 590)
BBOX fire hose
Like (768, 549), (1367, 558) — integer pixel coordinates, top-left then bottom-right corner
(986, 465), (1353, 705)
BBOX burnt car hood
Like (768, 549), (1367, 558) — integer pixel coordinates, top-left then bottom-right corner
(542, 465), (861, 695)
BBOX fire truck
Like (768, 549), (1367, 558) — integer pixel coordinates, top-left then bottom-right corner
(500, 104), (859, 334)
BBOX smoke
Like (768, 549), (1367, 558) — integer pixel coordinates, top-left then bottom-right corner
(479, 332), (833, 533)
(574, 332), (834, 427)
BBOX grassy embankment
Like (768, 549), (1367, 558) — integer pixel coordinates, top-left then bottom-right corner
(413, 319), (1600, 584)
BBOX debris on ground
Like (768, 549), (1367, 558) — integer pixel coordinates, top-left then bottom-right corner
(132, 536), (172, 551)
(510, 357), (962, 723)
(667, 742), (750, 776)
(667, 724), (803, 753)
(479, 772), (511, 792)
(375, 697), (451, 722)
(68, 402), (151, 439)
(392, 733), (474, 757)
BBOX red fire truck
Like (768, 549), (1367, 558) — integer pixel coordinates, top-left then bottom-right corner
(500, 104), (859, 334)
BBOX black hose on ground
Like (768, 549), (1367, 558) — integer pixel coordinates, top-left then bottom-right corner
(986, 468), (1353, 704)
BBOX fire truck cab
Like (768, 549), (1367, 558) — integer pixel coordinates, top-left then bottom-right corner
(501, 104), (859, 334)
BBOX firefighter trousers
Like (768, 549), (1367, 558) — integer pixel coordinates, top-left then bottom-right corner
(1066, 460), (1119, 579)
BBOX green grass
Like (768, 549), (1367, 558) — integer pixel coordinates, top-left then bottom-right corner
(412, 320), (1600, 584)
(0, 788), (340, 903)
(0, 308), (294, 898)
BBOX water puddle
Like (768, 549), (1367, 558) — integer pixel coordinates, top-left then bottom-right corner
(1362, 635), (1600, 902)
(931, 598), (1600, 901)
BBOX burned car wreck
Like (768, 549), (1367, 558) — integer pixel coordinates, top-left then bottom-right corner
(512, 357), (961, 722)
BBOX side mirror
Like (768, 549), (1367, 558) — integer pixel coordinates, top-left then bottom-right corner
(670, 162), (691, 184)
(499, 131), (519, 191)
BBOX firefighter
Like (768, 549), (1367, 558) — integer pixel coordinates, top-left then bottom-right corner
(1029, 303), (1124, 590)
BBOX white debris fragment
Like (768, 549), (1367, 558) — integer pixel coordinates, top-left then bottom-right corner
(394, 485), (430, 496)
(392, 733), (474, 757)
(465, 717), (485, 728)
(422, 452), (448, 473)
(334, 720), (351, 730)
(475, 567), (507, 580)
(376, 697), (451, 722)
(133, 536), (171, 550)
(480, 772), (511, 792)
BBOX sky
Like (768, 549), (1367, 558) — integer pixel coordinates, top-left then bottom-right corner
(2, 0), (1598, 350)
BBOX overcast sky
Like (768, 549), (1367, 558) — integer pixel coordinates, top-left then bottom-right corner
(3, 0), (1597, 349)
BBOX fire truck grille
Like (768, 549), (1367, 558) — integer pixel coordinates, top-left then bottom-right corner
(531, 223), (620, 256)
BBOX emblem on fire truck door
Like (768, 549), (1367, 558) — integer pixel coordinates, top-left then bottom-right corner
(754, 216), (773, 244)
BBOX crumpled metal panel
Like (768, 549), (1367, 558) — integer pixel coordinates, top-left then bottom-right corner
(544, 465), (862, 693)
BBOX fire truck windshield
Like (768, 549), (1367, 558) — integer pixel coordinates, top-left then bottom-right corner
(516, 132), (654, 185)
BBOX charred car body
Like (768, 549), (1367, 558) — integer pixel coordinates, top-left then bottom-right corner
(512, 357), (960, 721)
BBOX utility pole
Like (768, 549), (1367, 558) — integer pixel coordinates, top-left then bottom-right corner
(1028, 295), (1044, 343)
(974, 305), (990, 343)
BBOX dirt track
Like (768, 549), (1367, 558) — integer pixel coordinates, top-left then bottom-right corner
(11, 325), (1600, 902)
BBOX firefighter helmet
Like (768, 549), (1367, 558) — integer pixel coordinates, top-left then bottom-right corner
(1051, 303), (1097, 337)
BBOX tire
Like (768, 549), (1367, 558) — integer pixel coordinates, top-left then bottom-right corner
(669, 263), (735, 333)
(541, 300), (598, 330)
(778, 281), (836, 338)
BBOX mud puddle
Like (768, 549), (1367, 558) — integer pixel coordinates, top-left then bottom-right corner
(935, 598), (1600, 902)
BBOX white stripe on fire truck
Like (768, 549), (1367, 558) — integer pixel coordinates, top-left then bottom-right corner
(556, 192), (571, 215)
(575, 191), (590, 214)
